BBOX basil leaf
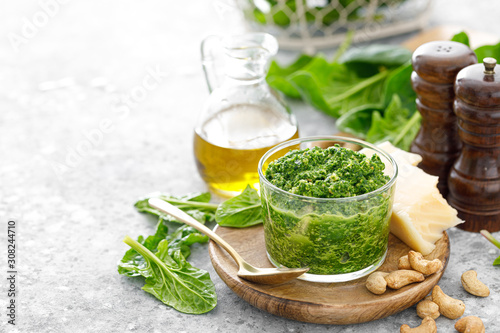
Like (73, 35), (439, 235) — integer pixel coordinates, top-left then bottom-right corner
(122, 236), (217, 314)
(134, 192), (218, 224)
(215, 185), (263, 228)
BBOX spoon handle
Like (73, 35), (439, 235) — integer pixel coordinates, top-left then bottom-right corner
(148, 198), (244, 267)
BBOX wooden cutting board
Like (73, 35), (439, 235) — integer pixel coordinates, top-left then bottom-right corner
(208, 225), (449, 324)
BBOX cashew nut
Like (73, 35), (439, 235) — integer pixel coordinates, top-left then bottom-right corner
(431, 285), (465, 319)
(455, 316), (485, 333)
(398, 255), (411, 270)
(408, 251), (443, 275)
(416, 299), (440, 320)
(366, 271), (389, 295)
(385, 270), (425, 289)
(400, 316), (437, 333)
(461, 270), (490, 297)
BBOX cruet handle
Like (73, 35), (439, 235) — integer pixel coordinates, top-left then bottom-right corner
(200, 35), (224, 93)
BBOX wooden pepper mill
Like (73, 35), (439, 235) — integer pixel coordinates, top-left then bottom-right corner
(410, 41), (477, 197)
(448, 58), (500, 232)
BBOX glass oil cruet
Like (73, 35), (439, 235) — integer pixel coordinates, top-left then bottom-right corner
(194, 32), (298, 197)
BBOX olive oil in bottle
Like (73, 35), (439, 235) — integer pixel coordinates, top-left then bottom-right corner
(197, 32), (297, 196)
(194, 104), (298, 197)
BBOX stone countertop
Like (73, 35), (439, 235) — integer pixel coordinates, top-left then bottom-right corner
(0, 0), (499, 332)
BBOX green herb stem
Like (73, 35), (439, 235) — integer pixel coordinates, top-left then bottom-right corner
(393, 111), (421, 147)
(481, 230), (500, 249)
(326, 70), (389, 105)
(332, 30), (354, 63)
(164, 198), (219, 210)
(123, 235), (167, 269)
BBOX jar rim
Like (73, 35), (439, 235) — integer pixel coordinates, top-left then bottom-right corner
(257, 136), (399, 202)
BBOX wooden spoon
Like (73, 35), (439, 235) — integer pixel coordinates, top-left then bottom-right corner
(148, 198), (309, 285)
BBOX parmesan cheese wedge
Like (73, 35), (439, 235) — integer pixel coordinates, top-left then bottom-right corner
(376, 142), (463, 254)
(376, 141), (422, 167)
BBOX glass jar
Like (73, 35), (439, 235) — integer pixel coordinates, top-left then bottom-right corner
(258, 136), (398, 282)
(194, 33), (298, 197)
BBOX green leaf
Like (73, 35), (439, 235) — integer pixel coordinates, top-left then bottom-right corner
(366, 94), (407, 144)
(264, 45), (416, 147)
(166, 225), (209, 258)
(134, 192), (218, 224)
(287, 60), (387, 118)
(331, 30), (354, 63)
(267, 54), (314, 98)
(366, 94), (421, 151)
(383, 62), (415, 112)
(494, 256), (500, 266)
(451, 31), (470, 47)
(122, 236), (217, 314)
(480, 230), (500, 266)
(216, 185), (263, 228)
(336, 104), (381, 138)
(475, 42), (500, 63)
(118, 220), (209, 276)
(392, 111), (421, 151)
(288, 69), (341, 117)
(118, 221), (169, 277)
(480, 229), (500, 248)
(339, 44), (412, 77)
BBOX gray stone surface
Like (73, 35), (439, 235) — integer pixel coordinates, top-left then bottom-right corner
(0, 0), (499, 332)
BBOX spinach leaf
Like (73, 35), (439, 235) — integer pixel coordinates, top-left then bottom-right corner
(475, 42), (500, 63)
(215, 185), (263, 228)
(267, 54), (314, 98)
(265, 46), (419, 150)
(451, 31), (500, 63)
(166, 225), (209, 258)
(451, 31), (470, 47)
(135, 192), (218, 224)
(383, 62), (415, 112)
(366, 94), (421, 151)
(122, 236), (217, 314)
(287, 59), (388, 118)
(336, 104), (381, 138)
(118, 220), (169, 277)
(339, 44), (412, 77)
(494, 256), (500, 266)
(335, 62), (415, 140)
(266, 49), (400, 118)
(118, 221), (208, 277)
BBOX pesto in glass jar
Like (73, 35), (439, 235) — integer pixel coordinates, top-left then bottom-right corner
(262, 145), (393, 275)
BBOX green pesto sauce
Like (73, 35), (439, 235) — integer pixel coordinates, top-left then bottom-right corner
(262, 145), (393, 275)
(265, 145), (390, 198)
